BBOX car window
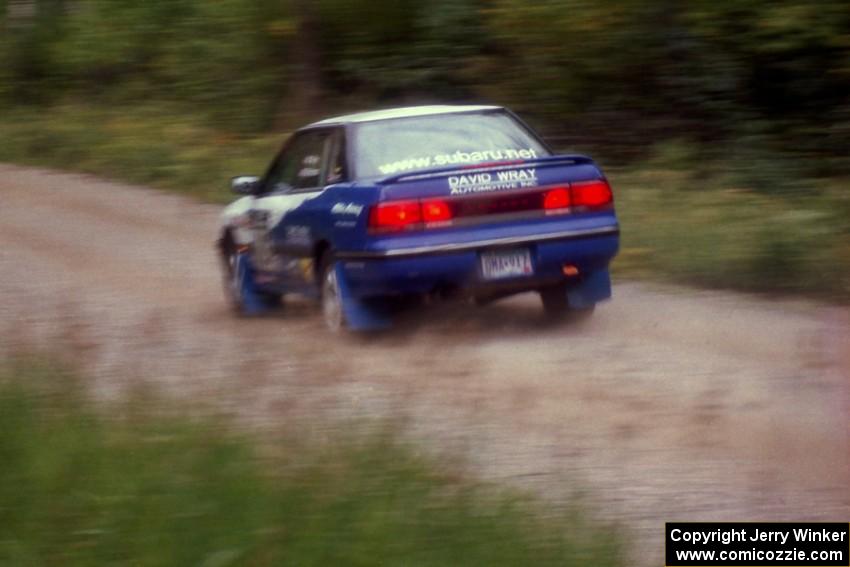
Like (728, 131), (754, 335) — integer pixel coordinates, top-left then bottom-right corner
(352, 111), (550, 179)
(325, 129), (348, 185)
(265, 130), (329, 192)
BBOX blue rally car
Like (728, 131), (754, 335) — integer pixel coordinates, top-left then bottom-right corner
(217, 105), (619, 332)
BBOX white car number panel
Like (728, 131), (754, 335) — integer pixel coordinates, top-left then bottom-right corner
(253, 193), (315, 231)
(246, 192), (318, 272)
(480, 248), (534, 280)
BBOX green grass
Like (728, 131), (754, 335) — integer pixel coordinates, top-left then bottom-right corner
(610, 149), (850, 300)
(0, 104), (278, 203)
(0, 358), (626, 566)
(2, 104), (848, 300)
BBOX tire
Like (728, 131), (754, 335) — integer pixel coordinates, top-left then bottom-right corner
(539, 284), (595, 322)
(220, 238), (280, 314)
(540, 284), (568, 316)
(319, 252), (346, 332)
(221, 243), (243, 311)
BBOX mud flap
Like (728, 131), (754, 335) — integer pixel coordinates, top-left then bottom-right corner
(235, 252), (274, 316)
(567, 269), (612, 309)
(334, 264), (392, 331)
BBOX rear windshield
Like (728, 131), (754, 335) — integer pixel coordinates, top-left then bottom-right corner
(352, 111), (550, 179)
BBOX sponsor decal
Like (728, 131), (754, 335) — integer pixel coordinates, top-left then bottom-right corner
(298, 258), (314, 281)
(448, 168), (538, 195)
(233, 213), (251, 228)
(297, 154), (321, 179)
(298, 167), (320, 178)
(378, 148), (539, 175)
(284, 225), (311, 245)
(331, 202), (364, 216)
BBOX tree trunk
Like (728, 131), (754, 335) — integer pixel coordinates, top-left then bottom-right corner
(275, 0), (323, 130)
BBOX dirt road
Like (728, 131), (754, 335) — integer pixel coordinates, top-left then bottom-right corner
(1, 164), (847, 562)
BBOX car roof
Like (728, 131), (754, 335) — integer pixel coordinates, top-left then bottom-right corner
(306, 105), (503, 127)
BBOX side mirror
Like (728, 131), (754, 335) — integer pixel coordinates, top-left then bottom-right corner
(231, 175), (260, 195)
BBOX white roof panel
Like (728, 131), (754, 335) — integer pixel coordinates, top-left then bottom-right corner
(308, 105), (503, 126)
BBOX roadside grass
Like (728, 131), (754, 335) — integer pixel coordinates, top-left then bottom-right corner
(2, 104), (848, 300)
(0, 104), (279, 203)
(610, 147), (850, 300)
(0, 358), (626, 566)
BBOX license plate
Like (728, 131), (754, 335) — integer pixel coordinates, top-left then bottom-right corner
(480, 248), (533, 280)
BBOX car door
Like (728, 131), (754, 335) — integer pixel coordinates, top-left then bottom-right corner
(249, 129), (332, 281)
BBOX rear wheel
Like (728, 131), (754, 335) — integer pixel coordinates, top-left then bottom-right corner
(539, 284), (595, 322)
(320, 253), (345, 332)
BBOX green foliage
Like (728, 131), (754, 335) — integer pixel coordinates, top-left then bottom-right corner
(0, 359), (626, 566)
(2, 0), (288, 131)
(2, 0), (848, 166)
(56, 0), (285, 131)
(485, 0), (850, 169)
(315, 0), (485, 99)
(1, 0), (69, 102)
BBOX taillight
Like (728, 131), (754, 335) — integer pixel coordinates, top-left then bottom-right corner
(370, 198), (454, 232)
(543, 187), (571, 211)
(571, 180), (612, 208)
(369, 201), (421, 232)
(421, 199), (453, 223)
(369, 179), (613, 233)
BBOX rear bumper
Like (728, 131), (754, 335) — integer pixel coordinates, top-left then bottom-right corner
(337, 225), (618, 259)
(338, 228), (619, 300)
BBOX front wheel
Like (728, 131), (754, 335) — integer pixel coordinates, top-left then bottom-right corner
(221, 241), (280, 315)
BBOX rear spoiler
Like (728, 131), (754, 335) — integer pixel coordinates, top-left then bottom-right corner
(376, 154), (596, 185)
